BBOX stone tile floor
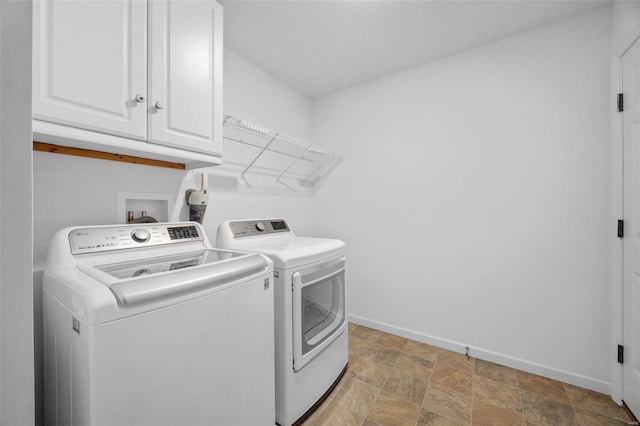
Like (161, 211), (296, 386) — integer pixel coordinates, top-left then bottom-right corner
(303, 323), (636, 426)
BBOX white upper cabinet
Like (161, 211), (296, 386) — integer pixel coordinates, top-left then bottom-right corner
(33, 0), (223, 161)
(148, 0), (223, 155)
(33, 0), (148, 139)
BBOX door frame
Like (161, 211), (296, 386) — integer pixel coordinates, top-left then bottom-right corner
(613, 29), (640, 405)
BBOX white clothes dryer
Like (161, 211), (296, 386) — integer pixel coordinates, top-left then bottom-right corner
(43, 222), (275, 426)
(217, 218), (348, 426)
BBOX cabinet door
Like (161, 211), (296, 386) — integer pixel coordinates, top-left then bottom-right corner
(33, 0), (147, 139)
(148, 0), (223, 156)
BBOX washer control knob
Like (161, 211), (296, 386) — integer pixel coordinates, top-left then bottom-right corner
(131, 229), (151, 243)
(255, 222), (266, 232)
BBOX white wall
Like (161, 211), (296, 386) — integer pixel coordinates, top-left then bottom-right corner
(612, 0), (640, 52)
(312, 7), (613, 393)
(224, 47), (312, 141)
(1, 0), (34, 424)
(32, 46), (313, 424)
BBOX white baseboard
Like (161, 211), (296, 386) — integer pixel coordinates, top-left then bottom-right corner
(348, 314), (612, 397)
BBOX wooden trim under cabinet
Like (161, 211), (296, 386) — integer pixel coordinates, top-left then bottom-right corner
(33, 141), (186, 170)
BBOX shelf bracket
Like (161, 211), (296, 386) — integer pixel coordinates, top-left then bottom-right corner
(240, 134), (278, 179)
(276, 148), (311, 184)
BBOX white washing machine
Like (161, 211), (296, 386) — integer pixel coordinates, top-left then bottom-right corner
(43, 222), (275, 426)
(217, 218), (348, 426)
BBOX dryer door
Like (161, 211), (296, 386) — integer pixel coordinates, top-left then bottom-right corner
(292, 255), (346, 371)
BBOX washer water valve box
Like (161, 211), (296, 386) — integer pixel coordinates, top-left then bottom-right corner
(116, 192), (174, 224)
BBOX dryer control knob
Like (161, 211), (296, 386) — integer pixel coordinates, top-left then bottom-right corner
(255, 222), (266, 232)
(131, 229), (151, 243)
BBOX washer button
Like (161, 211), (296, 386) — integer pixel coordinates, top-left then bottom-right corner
(131, 229), (151, 243)
(255, 222), (266, 232)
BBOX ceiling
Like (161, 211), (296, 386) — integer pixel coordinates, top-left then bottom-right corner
(221, 0), (612, 99)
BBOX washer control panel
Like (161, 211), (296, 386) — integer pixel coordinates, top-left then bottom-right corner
(69, 224), (202, 255)
(229, 219), (290, 238)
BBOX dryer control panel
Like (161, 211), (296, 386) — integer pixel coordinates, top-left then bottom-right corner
(229, 219), (290, 238)
(69, 223), (203, 255)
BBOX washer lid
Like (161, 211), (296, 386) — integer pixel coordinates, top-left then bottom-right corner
(230, 236), (345, 269)
(78, 249), (268, 306)
(89, 249), (242, 281)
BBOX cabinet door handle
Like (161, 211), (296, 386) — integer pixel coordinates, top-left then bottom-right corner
(134, 94), (145, 103)
(154, 101), (164, 110)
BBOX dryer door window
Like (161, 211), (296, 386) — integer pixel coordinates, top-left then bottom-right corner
(292, 256), (346, 371)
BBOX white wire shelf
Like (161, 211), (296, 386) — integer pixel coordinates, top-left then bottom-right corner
(222, 115), (342, 189)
